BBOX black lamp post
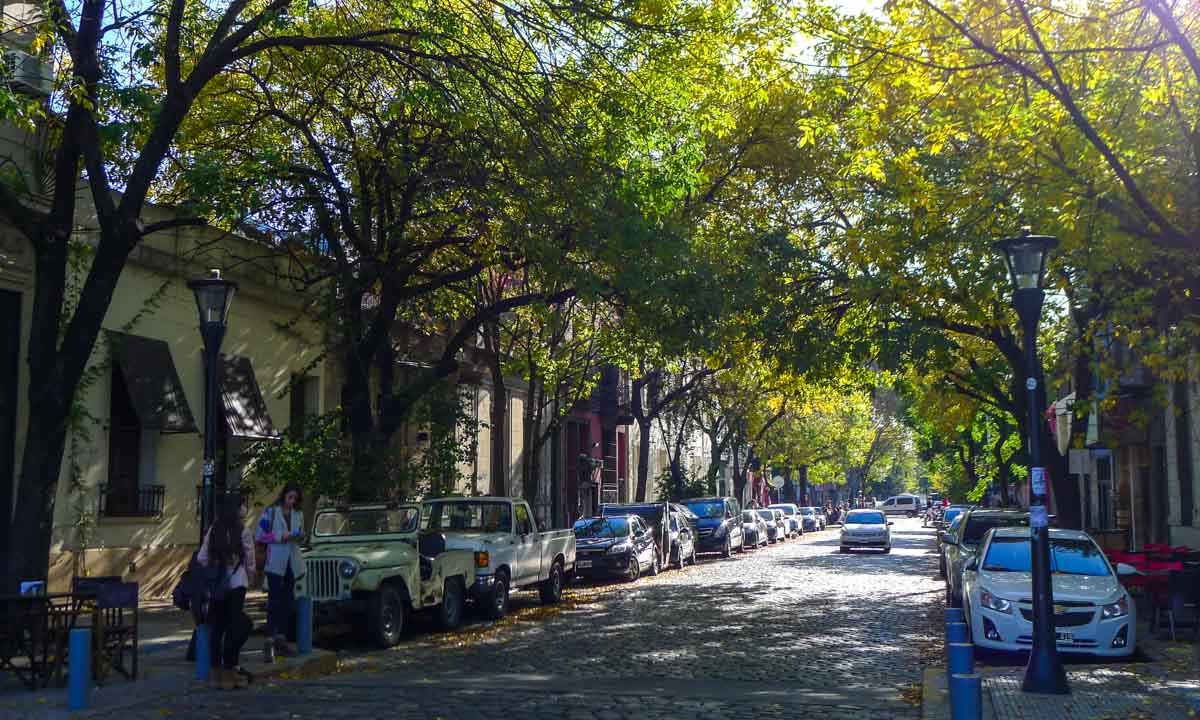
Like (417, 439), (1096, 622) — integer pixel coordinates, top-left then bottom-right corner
(188, 269), (237, 541)
(994, 229), (1068, 695)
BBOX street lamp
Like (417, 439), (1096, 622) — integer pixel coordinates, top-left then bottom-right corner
(188, 269), (237, 541)
(994, 229), (1067, 695)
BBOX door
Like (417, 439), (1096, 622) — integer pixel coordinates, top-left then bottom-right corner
(513, 503), (540, 584)
(632, 518), (654, 567)
(0, 290), (18, 549)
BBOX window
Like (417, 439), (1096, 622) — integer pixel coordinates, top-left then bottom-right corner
(426, 501), (512, 533)
(104, 368), (162, 517)
(515, 503), (533, 535)
(1096, 453), (1115, 530)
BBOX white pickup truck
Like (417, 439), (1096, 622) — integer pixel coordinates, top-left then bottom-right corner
(422, 497), (575, 618)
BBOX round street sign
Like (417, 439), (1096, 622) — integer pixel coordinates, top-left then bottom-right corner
(768, 475), (785, 489)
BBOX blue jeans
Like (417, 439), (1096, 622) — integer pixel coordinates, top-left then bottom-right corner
(266, 565), (296, 638)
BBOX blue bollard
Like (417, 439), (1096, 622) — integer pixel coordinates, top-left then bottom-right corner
(947, 641), (974, 682)
(950, 673), (982, 720)
(67, 628), (91, 711)
(946, 621), (968, 646)
(296, 596), (313, 656)
(944, 607), (966, 625)
(195, 624), (211, 682)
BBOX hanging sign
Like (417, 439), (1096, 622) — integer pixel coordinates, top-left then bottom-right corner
(1030, 504), (1049, 528)
(1030, 467), (1046, 497)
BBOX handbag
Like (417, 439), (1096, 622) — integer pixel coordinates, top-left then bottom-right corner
(255, 506), (273, 576)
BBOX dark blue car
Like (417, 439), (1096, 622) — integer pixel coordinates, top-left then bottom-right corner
(681, 497), (745, 558)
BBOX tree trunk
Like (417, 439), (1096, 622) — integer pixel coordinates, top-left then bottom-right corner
(487, 326), (507, 497)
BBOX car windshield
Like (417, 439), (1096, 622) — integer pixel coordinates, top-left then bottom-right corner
(757, 510), (774, 521)
(573, 517), (630, 539)
(944, 508), (964, 524)
(800, 508), (814, 516)
(845, 511), (886, 525)
(742, 511), (757, 522)
(314, 507), (419, 536)
(424, 501), (513, 533)
(963, 515), (1029, 545)
(982, 537), (1112, 576)
(686, 501), (726, 518)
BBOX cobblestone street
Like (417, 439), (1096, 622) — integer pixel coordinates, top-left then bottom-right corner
(87, 518), (945, 720)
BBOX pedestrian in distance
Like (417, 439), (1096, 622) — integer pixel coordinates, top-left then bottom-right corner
(198, 495), (255, 690)
(256, 482), (306, 663)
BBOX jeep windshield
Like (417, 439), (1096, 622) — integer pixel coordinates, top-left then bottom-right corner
(313, 507), (419, 537)
(425, 501), (513, 534)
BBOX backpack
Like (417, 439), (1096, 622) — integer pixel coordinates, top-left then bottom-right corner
(172, 552), (210, 621)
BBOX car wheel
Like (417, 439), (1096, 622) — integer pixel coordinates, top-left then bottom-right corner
(628, 556), (641, 582)
(839, 546), (849, 553)
(690, 544), (697, 565)
(649, 551), (661, 576)
(369, 585), (406, 647)
(673, 544), (685, 570)
(439, 577), (465, 630)
(736, 536), (746, 553)
(486, 572), (509, 620)
(722, 537), (732, 559)
(538, 561), (564, 605)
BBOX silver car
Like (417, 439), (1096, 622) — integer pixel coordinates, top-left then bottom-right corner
(839, 509), (892, 553)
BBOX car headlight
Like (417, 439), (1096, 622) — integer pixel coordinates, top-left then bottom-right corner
(1102, 596), (1129, 619)
(979, 589), (1012, 614)
(608, 542), (633, 555)
(338, 559), (359, 580)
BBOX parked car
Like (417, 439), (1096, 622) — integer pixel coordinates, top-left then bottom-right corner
(741, 510), (769, 547)
(572, 515), (660, 581)
(808, 507), (828, 530)
(668, 511), (698, 568)
(423, 497), (575, 619)
(839, 509), (892, 553)
(961, 527), (1137, 657)
(797, 506), (820, 532)
(756, 509), (785, 543)
(938, 513), (965, 578)
(600, 502), (678, 570)
(943, 508), (1030, 608)
(878, 494), (923, 517)
(938, 504), (971, 531)
(768, 503), (803, 537)
(303, 504), (476, 647)
(682, 496), (746, 557)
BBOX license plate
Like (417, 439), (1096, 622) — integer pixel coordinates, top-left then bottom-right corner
(577, 560), (593, 569)
(1055, 631), (1073, 642)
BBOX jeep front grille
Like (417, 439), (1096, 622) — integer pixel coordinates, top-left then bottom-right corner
(306, 558), (343, 601)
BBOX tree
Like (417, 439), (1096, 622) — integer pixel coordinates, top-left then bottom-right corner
(0, 0), (469, 591)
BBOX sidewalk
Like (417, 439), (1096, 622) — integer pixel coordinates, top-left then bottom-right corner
(0, 593), (339, 719)
(923, 624), (1200, 719)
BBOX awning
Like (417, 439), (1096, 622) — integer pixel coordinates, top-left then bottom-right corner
(107, 331), (197, 434)
(219, 355), (280, 440)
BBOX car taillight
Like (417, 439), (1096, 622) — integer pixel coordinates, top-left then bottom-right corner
(475, 551), (489, 568)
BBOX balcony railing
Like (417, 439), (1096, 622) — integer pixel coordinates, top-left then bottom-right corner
(99, 483), (165, 518)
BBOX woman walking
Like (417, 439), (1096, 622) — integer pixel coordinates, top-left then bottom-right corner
(198, 495), (255, 689)
(256, 483), (305, 662)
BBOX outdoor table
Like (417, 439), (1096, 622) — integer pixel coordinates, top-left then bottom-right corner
(0, 591), (104, 690)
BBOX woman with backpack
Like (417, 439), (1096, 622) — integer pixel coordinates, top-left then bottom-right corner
(197, 495), (255, 689)
(256, 483), (305, 663)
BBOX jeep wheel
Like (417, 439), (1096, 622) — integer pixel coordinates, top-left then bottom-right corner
(539, 562), (564, 605)
(906, 511), (915, 518)
(438, 578), (465, 630)
(485, 572), (509, 620)
(369, 585), (406, 648)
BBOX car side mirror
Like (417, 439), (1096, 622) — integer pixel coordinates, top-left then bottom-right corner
(1116, 562), (1138, 576)
(964, 557), (977, 571)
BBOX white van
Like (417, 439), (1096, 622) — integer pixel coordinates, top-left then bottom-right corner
(878, 494), (922, 517)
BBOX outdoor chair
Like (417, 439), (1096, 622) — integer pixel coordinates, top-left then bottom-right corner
(1151, 570), (1200, 642)
(94, 581), (139, 681)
